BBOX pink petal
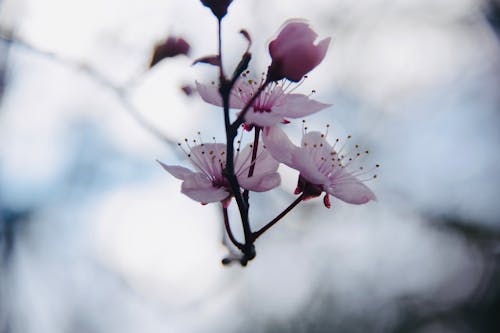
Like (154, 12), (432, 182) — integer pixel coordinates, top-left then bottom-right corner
(188, 143), (226, 175)
(301, 131), (333, 153)
(196, 81), (223, 107)
(326, 171), (376, 205)
(262, 126), (296, 165)
(181, 173), (229, 203)
(157, 161), (195, 180)
(268, 20), (331, 82)
(234, 143), (279, 177)
(196, 81), (245, 109)
(291, 148), (329, 184)
(244, 108), (284, 127)
(269, 21), (318, 58)
(239, 172), (281, 192)
(314, 37), (331, 66)
(276, 94), (330, 118)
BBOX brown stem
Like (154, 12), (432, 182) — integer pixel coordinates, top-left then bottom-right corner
(217, 18), (255, 263)
(252, 194), (304, 240)
(217, 19), (226, 81)
(222, 205), (243, 249)
(242, 127), (261, 204)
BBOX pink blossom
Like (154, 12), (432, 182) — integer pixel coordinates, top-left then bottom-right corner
(262, 126), (377, 206)
(158, 142), (280, 204)
(196, 78), (330, 127)
(267, 21), (331, 82)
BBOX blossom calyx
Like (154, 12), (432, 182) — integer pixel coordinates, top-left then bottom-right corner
(267, 21), (331, 82)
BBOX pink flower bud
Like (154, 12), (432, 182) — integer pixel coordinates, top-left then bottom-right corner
(267, 21), (331, 82)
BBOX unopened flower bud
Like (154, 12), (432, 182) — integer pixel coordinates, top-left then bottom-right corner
(150, 36), (190, 68)
(267, 21), (331, 82)
(200, 0), (233, 20)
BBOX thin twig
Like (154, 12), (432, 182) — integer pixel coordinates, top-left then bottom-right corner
(0, 32), (179, 150)
(242, 127), (261, 204)
(222, 206), (243, 249)
(253, 194), (304, 240)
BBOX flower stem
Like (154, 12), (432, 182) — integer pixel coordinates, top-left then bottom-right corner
(217, 18), (255, 263)
(252, 194), (304, 240)
(222, 205), (243, 250)
(242, 127), (261, 205)
(217, 19), (225, 81)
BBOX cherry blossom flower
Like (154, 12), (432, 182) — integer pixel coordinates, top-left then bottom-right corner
(196, 76), (330, 127)
(158, 141), (280, 205)
(267, 21), (331, 82)
(262, 126), (377, 206)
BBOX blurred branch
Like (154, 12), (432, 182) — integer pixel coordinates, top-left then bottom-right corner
(0, 31), (179, 150)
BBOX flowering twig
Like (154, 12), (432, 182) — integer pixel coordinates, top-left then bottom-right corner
(158, 2), (377, 266)
(253, 194), (304, 239)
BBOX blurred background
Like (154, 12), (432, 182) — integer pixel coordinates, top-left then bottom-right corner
(1, 0), (499, 332)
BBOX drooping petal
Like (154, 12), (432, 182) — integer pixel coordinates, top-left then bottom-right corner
(262, 126), (296, 165)
(196, 81), (223, 107)
(181, 173), (229, 203)
(326, 171), (376, 204)
(196, 81), (245, 109)
(239, 172), (281, 192)
(157, 161), (195, 180)
(275, 94), (331, 118)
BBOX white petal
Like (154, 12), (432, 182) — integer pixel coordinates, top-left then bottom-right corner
(262, 126), (297, 165)
(239, 172), (281, 192)
(326, 171), (376, 205)
(291, 148), (329, 184)
(244, 108), (284, 127)
(157, 161), (195, 180)
(196, 81), (223, 107)
(276, 94), (330, 118)
(181, 173), (229, 203)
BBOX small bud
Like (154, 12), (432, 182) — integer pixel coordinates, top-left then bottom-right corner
(180, 85), (194, 96)
(200, 0), (233, 20)
(149, 36), (190, 68)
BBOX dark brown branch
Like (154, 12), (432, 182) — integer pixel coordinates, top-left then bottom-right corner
(222, 206), (243, 249)
(242, 127), (261, 204)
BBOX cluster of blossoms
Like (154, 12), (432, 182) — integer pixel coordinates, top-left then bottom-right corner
(159, 0), (378, 265)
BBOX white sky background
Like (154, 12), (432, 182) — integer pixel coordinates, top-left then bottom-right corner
(0, 0), (499, 332)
